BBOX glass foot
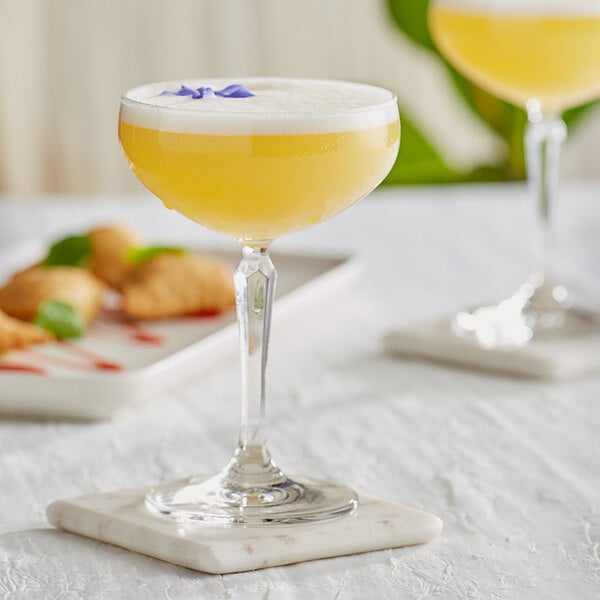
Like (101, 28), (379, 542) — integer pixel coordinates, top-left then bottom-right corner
(145, 474), (358, 526)
(454, 280), (596, 347)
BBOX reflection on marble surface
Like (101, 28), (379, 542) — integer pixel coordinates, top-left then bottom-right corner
(385, 315), (600, 380)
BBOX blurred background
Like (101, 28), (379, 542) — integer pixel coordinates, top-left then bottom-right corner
(1, 0), (599, 195)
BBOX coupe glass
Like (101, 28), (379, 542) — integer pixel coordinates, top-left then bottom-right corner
(119, 78), (400, 525)
(429, 0), (600, 346)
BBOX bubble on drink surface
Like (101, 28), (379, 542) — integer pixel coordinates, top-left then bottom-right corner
(120, 78), (398, 135)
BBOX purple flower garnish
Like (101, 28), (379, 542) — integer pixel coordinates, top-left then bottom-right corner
(161, 84), (254, 100)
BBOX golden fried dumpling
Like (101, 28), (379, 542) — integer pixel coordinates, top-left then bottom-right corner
(0, 309), (54, 353)
(0, 266), (105, 325)
(88, 225), (142, 289)
(121, 252), (235, 320)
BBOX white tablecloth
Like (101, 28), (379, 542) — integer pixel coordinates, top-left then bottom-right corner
(1, 184), (599, 599)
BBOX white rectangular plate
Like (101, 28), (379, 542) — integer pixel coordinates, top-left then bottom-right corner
(0, 242), (361, 419)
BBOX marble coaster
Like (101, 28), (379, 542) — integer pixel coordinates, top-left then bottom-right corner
(46, 484), (442, 574)
(384, 318), (600, 380)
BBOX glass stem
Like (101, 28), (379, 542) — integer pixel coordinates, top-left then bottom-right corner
(525, 112), (567, 289)
(224, 244), (284, 486)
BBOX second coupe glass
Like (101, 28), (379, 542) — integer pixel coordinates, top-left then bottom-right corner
(430, 0), (600, 346)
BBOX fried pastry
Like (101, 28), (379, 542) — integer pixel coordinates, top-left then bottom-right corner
(0, 309), (54, 353)
(0, 266), (105, 325)
(121, 252), (235, 320)
(88, 225), (142, 288)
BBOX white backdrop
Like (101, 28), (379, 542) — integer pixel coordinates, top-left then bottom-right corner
(0, 0), (598, 193)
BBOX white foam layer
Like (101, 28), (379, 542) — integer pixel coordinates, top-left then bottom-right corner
(435, 0), (600, 15)
(120, 78), (398, 135)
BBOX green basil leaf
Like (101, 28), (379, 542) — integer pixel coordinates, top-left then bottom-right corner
(125, 246), (186, 265)
(42, 235), (91, 267)
(33, 299), (84, 339)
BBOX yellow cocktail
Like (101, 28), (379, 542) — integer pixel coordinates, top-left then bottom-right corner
(120, 79), (399, 242)
(429, 3), (600, 115)
(119, 78), (400, 525)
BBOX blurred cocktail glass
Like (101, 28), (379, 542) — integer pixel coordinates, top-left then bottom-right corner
(429, 0), (600, 346)
(119, 78), (400, 524)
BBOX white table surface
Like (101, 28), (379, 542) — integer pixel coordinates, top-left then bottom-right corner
(1, 183), (599, 599)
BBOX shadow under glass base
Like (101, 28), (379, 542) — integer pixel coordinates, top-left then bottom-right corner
(145, 474), (358, 526)
(454, 280), (597, 348)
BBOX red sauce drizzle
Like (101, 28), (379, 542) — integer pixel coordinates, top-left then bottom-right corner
(60, 341), (124, 371)
(26, 345), (123, 373)
(120, 320), (163, 345)
(94, 315), (164, 346)
(0, 363), (46, 375)
(94, 361), (123, 372)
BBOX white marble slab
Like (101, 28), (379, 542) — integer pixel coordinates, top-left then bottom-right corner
(384, 317), (600, 380)
(46, 484), (442, 574)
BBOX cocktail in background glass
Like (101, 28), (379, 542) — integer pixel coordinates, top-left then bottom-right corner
(429, 0), (600, 346)
(119, 78), (400, 524)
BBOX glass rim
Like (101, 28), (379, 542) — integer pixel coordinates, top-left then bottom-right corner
(428, 0), (600, 15)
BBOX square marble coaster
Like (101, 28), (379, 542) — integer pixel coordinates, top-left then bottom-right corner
(46, 485), (442, 574)
(384, 318), (600, 380)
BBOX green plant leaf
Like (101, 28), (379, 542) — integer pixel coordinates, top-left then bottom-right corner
(33, 299), (84, 339)
(42, 235), (91, 267)
(126, 246), (186, 265)
(386, 0), (434, 50)
(444, 65), (527, 180)
(383, 110), (460, 185)
(564, 100), (600, 128)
